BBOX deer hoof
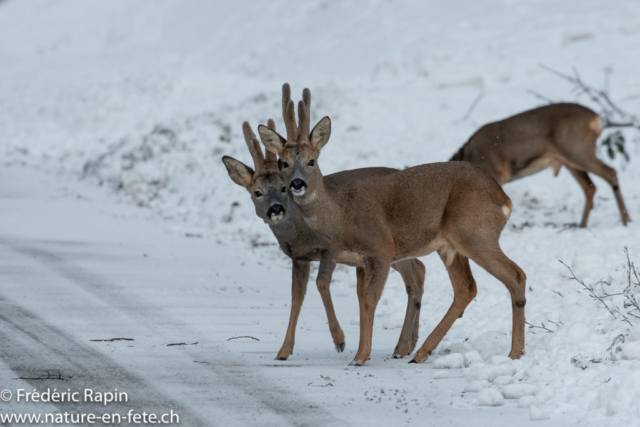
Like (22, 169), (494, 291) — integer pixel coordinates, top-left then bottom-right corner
(348, 360), (362, 367)
(274, 356), (288, 361)
(335, 342), (345, 353)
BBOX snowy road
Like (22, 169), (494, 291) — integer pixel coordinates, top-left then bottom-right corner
(0, 169), (580, 426)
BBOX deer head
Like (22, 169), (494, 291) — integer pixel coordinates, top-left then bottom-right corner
(259, 84), (331, 199)
(222, 120), (291, 223)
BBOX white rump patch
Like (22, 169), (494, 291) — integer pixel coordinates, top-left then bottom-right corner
(588, 116), (603, 135)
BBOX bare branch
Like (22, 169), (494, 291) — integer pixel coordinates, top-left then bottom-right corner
(535, 64), (640, 130)
(456, 91), (485, 122)
(525, 321), (554, 333)
(526, 90), (554, 105)
(558, 260), (631, 325)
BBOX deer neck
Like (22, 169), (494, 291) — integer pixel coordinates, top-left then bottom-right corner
(268, 204), (303, 244)
(294, 176), (342, 243)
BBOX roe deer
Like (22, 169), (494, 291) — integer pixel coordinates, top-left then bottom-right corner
(222, 118), (426, 360)
(450, 103), (630, 227)
(259, 84), (527, 366)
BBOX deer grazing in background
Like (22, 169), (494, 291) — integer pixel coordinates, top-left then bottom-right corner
(259, 84), (527, 366)
(222, 115), (426, 360)
(450, 103), (630, 228)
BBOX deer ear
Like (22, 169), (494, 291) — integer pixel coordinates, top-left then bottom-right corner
(258, 125), (286, 156)
(222, 156), (254, 187)
(310, 116), (331, 150)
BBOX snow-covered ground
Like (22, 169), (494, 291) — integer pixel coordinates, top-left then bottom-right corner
(1, 0), (640, 425)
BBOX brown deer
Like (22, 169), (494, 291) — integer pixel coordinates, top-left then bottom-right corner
(450, 103), (630, 227)
(222, 116), (426, 360)
(259, 84), (527, 366)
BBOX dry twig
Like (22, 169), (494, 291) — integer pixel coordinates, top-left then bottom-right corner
(226, 335), (260, 341)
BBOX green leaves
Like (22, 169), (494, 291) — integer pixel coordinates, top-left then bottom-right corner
(601, 130), (629, 162)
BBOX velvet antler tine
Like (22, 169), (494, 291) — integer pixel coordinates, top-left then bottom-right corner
(242, 121), (264, 172)
(284, 99), (299, 141)
(282, 83), (291, 120)
(265, 119), (278, 167)
(302, 88), (311, 120)
(298, 100), (310, 140)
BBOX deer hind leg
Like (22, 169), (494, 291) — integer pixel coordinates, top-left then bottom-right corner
(566, 166), (596, 228)
(315, 252), (345, 352)
(276, 260), (310, 360)
(410, 252), (476, 363)
(464, 244), (527, 360)
(567, 155), (630, 226)
(391, 259), (426, 358)
(351, 259), (391, 366)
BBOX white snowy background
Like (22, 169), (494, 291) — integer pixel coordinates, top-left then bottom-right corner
(1, 0), (640, 425)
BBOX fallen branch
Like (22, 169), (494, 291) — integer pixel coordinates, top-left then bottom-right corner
(226, 335), (260, 341)
(167, 342), (199, 347)
(90, 338), (134, 342)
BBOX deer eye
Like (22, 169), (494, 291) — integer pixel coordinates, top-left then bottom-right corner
(254, 191), (263, 197)
(281, 187), (287, 193)
(282, 162), (289, 168)
(307, 159), (315, 167)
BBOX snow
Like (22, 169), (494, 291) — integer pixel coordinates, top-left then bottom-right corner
(475, 389), (505, 407)
(530, 406), (552, 421)
(433, 353), (465, 369)
(1, 0), (640, 426)
(503, 384), (539, 400)
(621, 341), (640, 360)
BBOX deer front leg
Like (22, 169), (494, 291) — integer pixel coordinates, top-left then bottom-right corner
(350, 259), (391, 366)
(276, 259), (310, 360)
(315, 252), (345, 352)
(391, 259), (426, 358)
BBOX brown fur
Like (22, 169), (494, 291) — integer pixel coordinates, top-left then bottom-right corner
(223, 121), (426, 360)
(261, 84), (527, 365)
(451, 103), (630, 227)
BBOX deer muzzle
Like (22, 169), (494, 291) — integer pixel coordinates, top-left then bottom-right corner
(290, 178), (307, 196)
(266, 204), (285, 222)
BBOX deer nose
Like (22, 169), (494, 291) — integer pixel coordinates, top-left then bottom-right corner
(266, 204), (285, 221)
(290, 179), (307, 196)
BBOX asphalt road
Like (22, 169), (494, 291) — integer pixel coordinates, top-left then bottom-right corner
(0, 167), (575, 427)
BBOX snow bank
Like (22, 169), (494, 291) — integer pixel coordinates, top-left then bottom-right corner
(474, 389), (504, 407)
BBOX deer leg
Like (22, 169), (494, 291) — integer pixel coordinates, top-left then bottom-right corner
(391, 259), (425, 358)
(464, 245), (527, 360)
(411, 253), (476, 363)
(315, 252), (345, 352)
(566, 166), (596, 228)
(351, 259), (391, 366)
(573, 157), (630, 226)
(276, 259), (310, 360)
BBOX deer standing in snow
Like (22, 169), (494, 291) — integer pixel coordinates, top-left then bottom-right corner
(223, 116), (425, 360)
(259, 84), (527, 365)
(451, 103), (630, 227)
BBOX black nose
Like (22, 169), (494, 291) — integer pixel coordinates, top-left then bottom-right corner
(267, 204), (285, 217)
(290, 179), (307, 191)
